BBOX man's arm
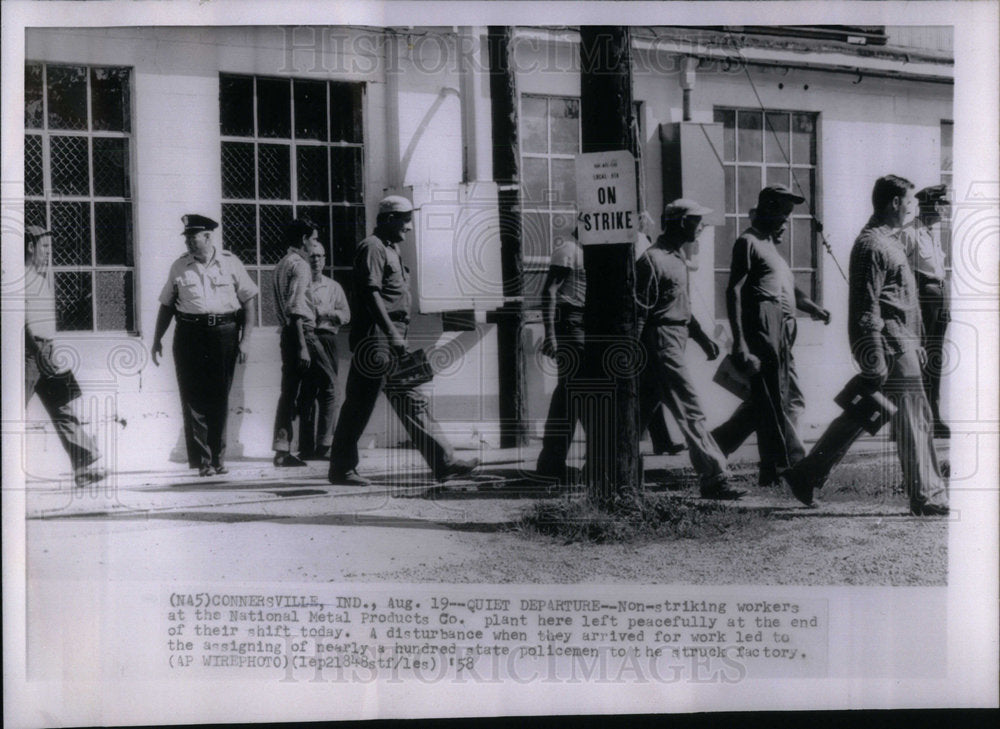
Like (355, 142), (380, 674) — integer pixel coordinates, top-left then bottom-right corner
(794, 287), (831, 324)
(238, 296), (257, 363)
(332, 282), (351, 326)
(362, 287), (405, 353)
(849, 240), (889, 386)
(540, 266), (569, 358)
(725, 237), (759, 373)
(151, 305), (175, 366)
(688, 316), (719, 360)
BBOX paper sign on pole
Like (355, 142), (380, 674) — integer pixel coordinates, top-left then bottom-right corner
(574, 150), (638, 246)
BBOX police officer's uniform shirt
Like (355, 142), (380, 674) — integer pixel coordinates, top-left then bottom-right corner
(549, 237), (586, 308)
(308, 274), (351, 333)
(732, 227), (796, 319)
(159, 248), (258, 314)
(636, 238), (691, 325)
(354, 234), (412, 318)
(24, 266), (57, 340)
(273, 249), (314, 327)
(901, 223), (946, 281)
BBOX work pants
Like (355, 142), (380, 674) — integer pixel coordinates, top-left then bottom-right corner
(537, 307), (586, 475)
(174, 320), (238, 468)
(789, 347), (947, 511)
(329, 323), (455, 478)
(918, 276), (949, 427)
(25, 338), (101, 471)
(639, 323), (730, 487)
(297, 330), (340, 456)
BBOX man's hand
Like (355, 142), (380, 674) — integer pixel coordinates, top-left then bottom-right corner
(700, 336), (720, 361)
(916, 346), (928, 368)
(812, 308), (832, 325)
(298, 346), (311, 370)
(237, 340), (250, 364)
(152, 340), (163, 366)
(733, 345), (760, 374)
(389, 327), (407, 357)
(541, 334), (558, 359)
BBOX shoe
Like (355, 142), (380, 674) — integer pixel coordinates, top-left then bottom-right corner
(911, 502), (950, 517)
(653, 443), (687, 456)
(74, 466), (107, 488)
(198, 465), (214, 477)
(328, 469), (371, 487)
(299, 447), (331, 461)
(273, 453), (308, 467)
(782, 469), (816, 507)
(699, 480), (746, 500)
(213, 464), (229, 475)
(437, 457), (481, 483)
(933, 422), (951, 440)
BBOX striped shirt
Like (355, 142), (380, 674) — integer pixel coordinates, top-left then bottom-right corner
(272, 248), (314, 328)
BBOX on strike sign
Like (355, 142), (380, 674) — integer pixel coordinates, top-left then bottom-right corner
(574, 150), (638, 246)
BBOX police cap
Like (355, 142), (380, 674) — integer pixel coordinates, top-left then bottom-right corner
(25, 225), (51, 242)
(916, 184), (949, 206)
(181, 214), (219, 234)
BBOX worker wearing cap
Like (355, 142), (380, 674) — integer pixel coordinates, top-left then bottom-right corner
(152, 214), (258, 476)
(23, 225), (107, 488)
(901, 184), (951, 438)
(328, 196), (479, 486)
(713, 184), (830, 487)
(636, 199), (745, 500)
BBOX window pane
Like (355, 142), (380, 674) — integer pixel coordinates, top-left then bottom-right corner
(55, 271), (93, 330)
(51, 135), (90, 196)
(294, 79), (327, 141)
(714, 271), (729, 320)
(521, 96), (548, 154)
(329, 82), (363, 144)
(220, 75), (254, 137)
(551, 209), (576, 242)
(96, 270), (134, 331)
(25, 134), (44, 196)
(551, 158), (576, 207)
(25, 200), (47, 231)
(792, 113), (816, 165)
(766, 165), (789, 189)
(737, 165), (761, 215)
(259, 204), (293, 264)
(25, 63), (44, 129)
(940, 121), (953, 173)
(222, 142), (255, 199)
(221, 203), (257, 264)
(50, 201), (91, 265)
(724, 165), (735, 213)
(296, 205), (331, 251)
(792, 168), (813, 206)
(257, 143), (291, 200)
(521, 157), (548, 204)
(329, 146), (363, 203)
(47, 66), (88, 131)
(550, 97), (580, 155)
(764, 112), (789, 163)
(331, 205), (365, 266)
(91, 67), (130, 132)
(715, 108), (735, 161)
(716, 218), (737, 269)
(95, 202), (132, 265)
(737, 110), (762, 162)
(794, 271), (814, 302)
(791, 217), (814, 269)
(296, 145), (329, 202)
(256, 77), (291, 138)
(92, 137), (130, 198)
(521, 211), (551, 261)
(259, 268), (280, 327)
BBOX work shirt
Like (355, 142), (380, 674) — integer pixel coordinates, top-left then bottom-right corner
(848, 217), (922, 358)
(272, 248), (314, 328)
(901, 222), (947, 281)
(307, 274), (351, 334)
(636, 237), (691, 328)
(24, 266), (57, 340)
(731, 227), (796, 319)
(550, 237), (586, 309)
(159, 248), (257, 315)
(353, 233), (411, 320)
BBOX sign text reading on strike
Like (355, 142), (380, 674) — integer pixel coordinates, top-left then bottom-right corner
(575, 150), (638, 246)
(579, 210), (635, 232)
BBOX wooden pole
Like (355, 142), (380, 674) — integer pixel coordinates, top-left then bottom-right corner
(578, 26), (642, 505)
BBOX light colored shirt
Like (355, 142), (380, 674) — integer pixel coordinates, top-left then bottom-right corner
(24, 266), (57, 340)
(731, 227), (796, 319)
(159, 248), (257, 315)
(353, 234), (411, 317)
(550, 237), (586, 308)
(307, 275), (351, 333)
(272, 248), (314, 327)
(901, 222), (946, 280)
(636, 238), (691, 326)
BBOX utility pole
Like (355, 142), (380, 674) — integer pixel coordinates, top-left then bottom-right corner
(578, 26), (642, 505)
(488, 26), (528, 448)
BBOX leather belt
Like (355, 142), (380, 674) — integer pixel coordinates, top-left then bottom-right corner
(176, 312), (238, 326)
(915, 271), (945, 287)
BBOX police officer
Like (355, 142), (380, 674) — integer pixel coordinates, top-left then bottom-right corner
(152, 214), (258, 476)
(328, 196), (479, 486)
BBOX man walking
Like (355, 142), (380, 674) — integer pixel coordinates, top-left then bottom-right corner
(152, 214), (258, 476)
(712, 184), (830, 487)
(297, 240), (350, 460)
(782, 175), (948, 516)
(328, 196), (479, 486)
(24, 226), (107, 487)
(636, 200), (745, 500)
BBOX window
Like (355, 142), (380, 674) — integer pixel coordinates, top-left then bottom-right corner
(219, 74), (365, 326)
(713, 108), (820, 318)
(24, 63), (136, 332)
(519, 95), (581, 269)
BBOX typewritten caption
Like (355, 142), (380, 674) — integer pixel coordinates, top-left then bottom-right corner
(164, 588), (829, 682)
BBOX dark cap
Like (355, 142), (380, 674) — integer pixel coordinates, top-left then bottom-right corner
(25, 225), (51, 242)
(662, 198), (712, 220)
(181, 214), (219, 234)
(916, 184), (949, 206)
(758, 184), (805, 207)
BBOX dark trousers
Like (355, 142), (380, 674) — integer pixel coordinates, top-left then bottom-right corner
(788, 348), (947, 510)
(330, 324), (455, 478)
(174, 321), (238, 468)
(273, 324), (337, 452)
(26, 338), (101, 471)
(537, 307), (586, 475)
(918, 277), (949, 426)
(297, 330), (340, 455)
(713, 302), (804, 484)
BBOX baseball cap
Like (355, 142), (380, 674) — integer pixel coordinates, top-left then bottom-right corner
(662, 198), (713, 220)
(181, 214), (219, 234)
(377, 195), (414, 215)
(758, 184), (805, 207)
(915, 184), (949, 206)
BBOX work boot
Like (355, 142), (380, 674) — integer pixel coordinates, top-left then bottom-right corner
(699, 479), (746, 501)
(273, 452), (308, 467)
(328, 469), (371, 487)
(74, 465), (108, 488)
(437, 457), (481, 483)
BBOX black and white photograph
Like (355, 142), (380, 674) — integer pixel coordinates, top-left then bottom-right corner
(2, 0), (997, 724)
